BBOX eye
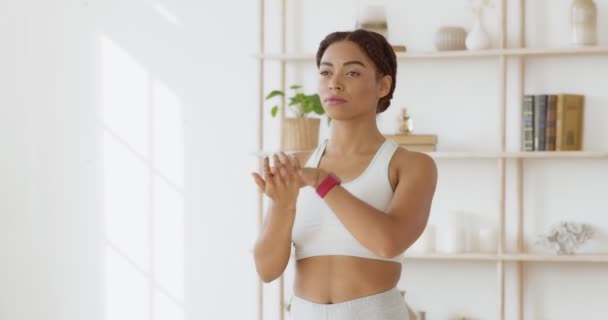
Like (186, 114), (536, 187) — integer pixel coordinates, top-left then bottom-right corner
(319, 70), (331, 76)
(346, 71), (360, 77)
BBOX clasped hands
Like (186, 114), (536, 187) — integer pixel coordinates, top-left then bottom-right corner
(251, 152), (328, 206)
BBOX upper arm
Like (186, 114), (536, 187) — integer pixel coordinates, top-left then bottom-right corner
(385, 150), (438, 253)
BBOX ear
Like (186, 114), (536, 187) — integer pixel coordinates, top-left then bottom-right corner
(378, 74), (392, 99)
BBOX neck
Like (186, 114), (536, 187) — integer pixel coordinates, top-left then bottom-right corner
(326, 115), (385, 155)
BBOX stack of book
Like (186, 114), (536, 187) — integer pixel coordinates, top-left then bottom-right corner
(522, 94), (584, 151)
(391, 45), (407, 53)
(384, 134), (438, 152)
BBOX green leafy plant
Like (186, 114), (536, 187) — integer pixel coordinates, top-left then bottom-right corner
(265, 85), (325, 119)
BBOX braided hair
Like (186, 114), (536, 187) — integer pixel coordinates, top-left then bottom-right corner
(316, 29), (397, 114)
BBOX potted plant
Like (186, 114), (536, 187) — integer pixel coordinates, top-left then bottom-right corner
(265, 85), (328, 152)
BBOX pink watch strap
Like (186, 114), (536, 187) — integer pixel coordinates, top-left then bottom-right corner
(315, 174), (341, 198)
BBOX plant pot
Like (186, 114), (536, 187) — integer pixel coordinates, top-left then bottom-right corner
(281, 118), (320, 152)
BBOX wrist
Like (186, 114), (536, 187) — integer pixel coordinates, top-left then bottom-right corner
(272, 201), (296, 213)
(315, 172), (341, 198)
(314, 170), (330, 188)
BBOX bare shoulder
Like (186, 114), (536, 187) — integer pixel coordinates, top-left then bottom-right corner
(391, 147), (437, 183)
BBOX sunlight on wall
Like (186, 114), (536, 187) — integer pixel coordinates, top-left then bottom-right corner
(153, 3), (181, 26)
(101, 35), (184, 320)
(153, 81), (184, 189)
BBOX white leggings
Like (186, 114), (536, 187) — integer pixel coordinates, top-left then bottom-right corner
(289, 287), (411, 320)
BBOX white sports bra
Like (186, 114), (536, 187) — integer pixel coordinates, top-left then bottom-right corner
(292, 138), (403, 263)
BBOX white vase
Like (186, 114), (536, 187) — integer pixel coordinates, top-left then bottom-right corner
(356, 5), (388, 39)
(466, 12), (490, 50)
(571, 0), (597, 46)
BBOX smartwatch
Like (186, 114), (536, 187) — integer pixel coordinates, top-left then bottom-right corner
(315, 173), (341, 198)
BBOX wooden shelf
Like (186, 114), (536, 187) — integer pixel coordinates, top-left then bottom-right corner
(504, 253), (608, 263)
(404, 253), (608, 263)
(251, 150), (608, 159)
(255, 46), (608, 61)
(404, 253), (500, 261)
(428, 151), (608, 159)
(250, 150), (313, 158)
(504, 46), (608, 57)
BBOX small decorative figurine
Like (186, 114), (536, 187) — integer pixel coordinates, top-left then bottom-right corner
(535, 221), (594, 255)
(398, 108), (413, 134)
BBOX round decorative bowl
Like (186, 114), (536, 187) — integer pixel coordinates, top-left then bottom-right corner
(434, 26), (467, 51)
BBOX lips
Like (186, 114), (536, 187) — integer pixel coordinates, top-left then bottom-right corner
(325, 96), (347, 105)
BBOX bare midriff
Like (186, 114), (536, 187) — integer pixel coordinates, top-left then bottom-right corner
(294, 255), (401, 304)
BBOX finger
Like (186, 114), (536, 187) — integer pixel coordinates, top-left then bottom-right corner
(281, 153), (298, 184)
(278, 152), (294, 173)
(285, 154), (303, 186)
(263, 156), (272, 179)
(273, 154), (287, 182)
(251, 173), (266, 191)
(272, 167), (285, 187)
(273, 154), (283, 169)
(279, 166), (288, 179)
(264, 160), (275, 188)
(289, 154), (301, 171)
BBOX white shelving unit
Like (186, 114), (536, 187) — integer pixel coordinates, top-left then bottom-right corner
(255, 1), (608, 319)
(252, 150), (608, 159)
(404, 253), (608, 263)
(256, 45), (608, 61)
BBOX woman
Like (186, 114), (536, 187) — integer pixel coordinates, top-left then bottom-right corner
(252, 29), (437, 320)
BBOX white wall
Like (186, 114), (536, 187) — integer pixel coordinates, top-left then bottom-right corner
(261, 0), (608, 320)
(1, 0), (259, 319)
(2, 1), (102, 319)
(0, 1), (32, 319)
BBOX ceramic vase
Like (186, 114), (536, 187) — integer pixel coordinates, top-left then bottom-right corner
(571, 0), (597, 46)
(356, 5), (388, 39)
(466, 11), (490, 50)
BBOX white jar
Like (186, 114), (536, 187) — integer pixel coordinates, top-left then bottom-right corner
(436, 212), (466, 254)
(479, 227), (498, 253)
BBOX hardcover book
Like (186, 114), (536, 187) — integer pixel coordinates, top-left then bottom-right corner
(545, 95), (557, 151)
(534, 95), (547, 151)
(522, 95), (535, 151)
(556, 94), (584, 151)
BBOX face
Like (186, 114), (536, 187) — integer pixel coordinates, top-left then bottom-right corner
(317, 40), (391, 121)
